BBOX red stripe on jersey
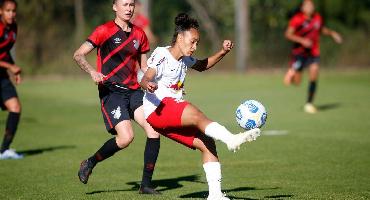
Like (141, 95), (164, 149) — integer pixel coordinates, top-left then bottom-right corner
(103, 55), (132, 81)
(101, 100), (113, 129)
(0, 52), (7, 59)
(0, 39), (11, 49)
(102, 33), (135, 64)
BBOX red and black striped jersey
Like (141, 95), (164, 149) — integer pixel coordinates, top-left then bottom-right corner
(87, 20), (149, 90)
(289, 12), (323, 57)
(0, 21), (17, 78)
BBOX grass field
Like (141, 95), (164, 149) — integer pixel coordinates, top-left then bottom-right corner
(1, 69), (369, 200)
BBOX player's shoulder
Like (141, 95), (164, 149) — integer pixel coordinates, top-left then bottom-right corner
(152, 46), (169, 56)
(148, 47), (168, 65)
(313, 13), (323, 21)
(131, 24), (145, 34)
(290, 12), (305, 22)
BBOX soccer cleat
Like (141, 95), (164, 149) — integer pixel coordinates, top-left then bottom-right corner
(78, 159), (95, 184)
(207, 193), (230, 200)
(139, 185), (161, 195)
(227, 128), (261, 152)
(304, 103), (318, 114)
(0, 149), (23, 160)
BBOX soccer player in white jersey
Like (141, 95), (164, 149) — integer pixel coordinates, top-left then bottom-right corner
(140, 13), (261, 200)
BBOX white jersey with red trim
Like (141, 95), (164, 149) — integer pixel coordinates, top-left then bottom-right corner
(143, 46), (197, 118)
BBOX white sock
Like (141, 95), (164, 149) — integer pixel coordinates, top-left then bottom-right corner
(203, 162), (223, 197)
(204, 122), (234, 144)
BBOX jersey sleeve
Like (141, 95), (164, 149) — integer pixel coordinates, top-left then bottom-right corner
(147, 48), (165, 78)
(139, 30), (150, 54)
(87, 26), (104, 48)
(288, 14), (302, 29)
(184, 56), (197, 68)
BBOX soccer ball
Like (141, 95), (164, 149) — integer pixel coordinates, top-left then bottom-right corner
(235, 100), (267, 130)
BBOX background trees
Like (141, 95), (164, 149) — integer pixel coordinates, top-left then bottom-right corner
(14, 0), (370, 74)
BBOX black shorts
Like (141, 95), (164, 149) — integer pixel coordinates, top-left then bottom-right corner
(98, 83), (143, 134)
(290, 55), (320, 72)
(0, 78), (18, 111)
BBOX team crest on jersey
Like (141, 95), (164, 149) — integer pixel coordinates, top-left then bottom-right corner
(314, 22), (321, 29)
(114, 37), (122, 44)
(133, 40), (139, 50)
(111, 106), (121, 119)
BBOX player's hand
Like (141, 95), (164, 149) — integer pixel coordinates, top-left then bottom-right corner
(9, 64), (21, 75)
(14, 74), (22, 85)
(331, 31), (342, 44)
(90, 70), (106, 84)
(222, 40), (234, 53)
(146, 82), (158, 93)
(300, 38), (312, 48)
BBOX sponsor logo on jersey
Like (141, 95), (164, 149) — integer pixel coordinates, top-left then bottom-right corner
(156, 57), (166, 66)
(114, 37), (122, 44)
(111, 106), (121, 119)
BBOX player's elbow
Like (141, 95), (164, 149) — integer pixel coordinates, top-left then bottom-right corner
(73, 51), (82, 62)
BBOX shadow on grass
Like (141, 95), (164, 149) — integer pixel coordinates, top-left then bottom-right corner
(86, 174), (203, 195)
(179, 186), (289, 199)
(264, 194), (294, 199)
(17, 145), (75, 156)
(317, 103), (341, 111)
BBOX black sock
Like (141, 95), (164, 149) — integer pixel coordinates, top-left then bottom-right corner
(1, 112), (21, 153)
(307, 81), (317, 103)
(141, 138), (160, 187)
(89, 137), (121, 166)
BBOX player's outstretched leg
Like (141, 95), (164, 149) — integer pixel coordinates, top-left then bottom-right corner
(204, 122), (260, 152)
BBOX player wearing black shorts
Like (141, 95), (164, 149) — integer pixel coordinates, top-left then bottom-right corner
(0, 0), (23, 160)
(283, 0), (342, 113)
(73, 0), (160, 194)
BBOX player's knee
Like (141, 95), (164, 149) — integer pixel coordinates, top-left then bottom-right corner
(7, 103), (21, 113)
(115, 134), (134, 148)
(145, 129), (160, 138)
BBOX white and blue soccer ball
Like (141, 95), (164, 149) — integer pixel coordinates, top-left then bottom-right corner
(236, 100), (267, 130)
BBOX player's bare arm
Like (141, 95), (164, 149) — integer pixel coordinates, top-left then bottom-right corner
(285, 26), (312, 48)
(0, 61), (21, 74)
(0, 61), (22, 84)
(140, 68), (157, 93)
(322, 27), (342, 44)
(138, 53), (149, 72)
(192, 40), (234, 72)
(73, 42), (106, 84)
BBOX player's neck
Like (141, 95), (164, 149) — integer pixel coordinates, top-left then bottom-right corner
(114, 18), (131, 32)
(168, 46), (183, 61)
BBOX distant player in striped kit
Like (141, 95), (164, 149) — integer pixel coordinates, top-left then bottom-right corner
(140, 13), (261, 200)
(283, 0), (342, 113)
(73, 0), (160, 194)
(0, 0), (23, 160)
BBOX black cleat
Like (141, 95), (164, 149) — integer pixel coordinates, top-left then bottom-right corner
(139, 185), (161, 195)
(78, 159), (94, 184)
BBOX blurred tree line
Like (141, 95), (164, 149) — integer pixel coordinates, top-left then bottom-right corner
(14, 0), (370, 75)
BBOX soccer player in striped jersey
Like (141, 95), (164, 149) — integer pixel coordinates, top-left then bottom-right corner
(0, 0), (23, 160)
(283, 0), (342, 113)
(73, 0), (160, 194)
(140, 13), (261, 200)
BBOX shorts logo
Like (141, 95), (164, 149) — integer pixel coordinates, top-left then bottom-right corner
(114, 37), (122, 44)
(111, 106), (121, 119)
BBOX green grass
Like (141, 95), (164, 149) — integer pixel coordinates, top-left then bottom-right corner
(0, 69), (369, 200)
